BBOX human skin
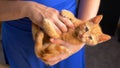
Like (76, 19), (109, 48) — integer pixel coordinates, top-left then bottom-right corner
(78, 0), (101, 21)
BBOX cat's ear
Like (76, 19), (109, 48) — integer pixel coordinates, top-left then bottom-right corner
(91, 15), (103, 24)
(98, 34), (111, 43)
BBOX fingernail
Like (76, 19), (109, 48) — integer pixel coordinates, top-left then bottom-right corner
(50, 38), (54, 42)
(71, 25), (75, 28)
(62, 27), (67, 32)
(64, 28), (68, 32)
(70, 25), (75, 29)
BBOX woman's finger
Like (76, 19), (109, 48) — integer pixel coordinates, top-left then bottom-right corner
(52, 23), (62, 35)
(59, 15), (74, 29)
(50, 38), (69, 47)
(54, 18), (67, 32)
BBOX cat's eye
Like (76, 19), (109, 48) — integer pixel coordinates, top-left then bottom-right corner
(88, 36), (92, 40)
(85, 26), (89, 32)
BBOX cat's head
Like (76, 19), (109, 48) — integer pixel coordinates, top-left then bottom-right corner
(76, 15), (111, 46)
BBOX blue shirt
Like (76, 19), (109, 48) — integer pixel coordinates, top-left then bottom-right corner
(2, 0), (85, 68)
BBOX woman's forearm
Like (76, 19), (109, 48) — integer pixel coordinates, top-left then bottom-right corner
(78, 0), (101, 21)
(0, 1), (29, 21)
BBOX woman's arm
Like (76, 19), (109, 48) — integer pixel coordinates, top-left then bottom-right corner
(0, 1), (30, 21)
(0, 1), (74, 33)
(78, 0), (101, 21)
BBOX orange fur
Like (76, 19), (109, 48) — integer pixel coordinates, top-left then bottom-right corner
(32, 10), (111, 66)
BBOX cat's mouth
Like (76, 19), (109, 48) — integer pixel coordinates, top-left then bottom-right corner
(77, 32), (98, 45)
(77, 32), (85, 42)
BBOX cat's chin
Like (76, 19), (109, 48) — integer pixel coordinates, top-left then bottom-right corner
(86, 43), (98, 46)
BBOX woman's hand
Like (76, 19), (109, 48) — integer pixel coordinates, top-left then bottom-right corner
(50, 38), (85, 54)
(25, 2), (74, 34)
(39, 38), (85, 65)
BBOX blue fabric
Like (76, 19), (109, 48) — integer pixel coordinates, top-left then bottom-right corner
(2, 0), (85, 68)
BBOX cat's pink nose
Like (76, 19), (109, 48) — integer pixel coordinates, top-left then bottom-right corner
(77, 32), (86, 39)
(78, 34), (83, 39)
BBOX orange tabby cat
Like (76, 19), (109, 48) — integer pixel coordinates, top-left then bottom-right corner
(32, 10), (111, 66)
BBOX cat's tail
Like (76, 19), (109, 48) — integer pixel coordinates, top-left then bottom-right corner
(32, 23), (44, 58)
